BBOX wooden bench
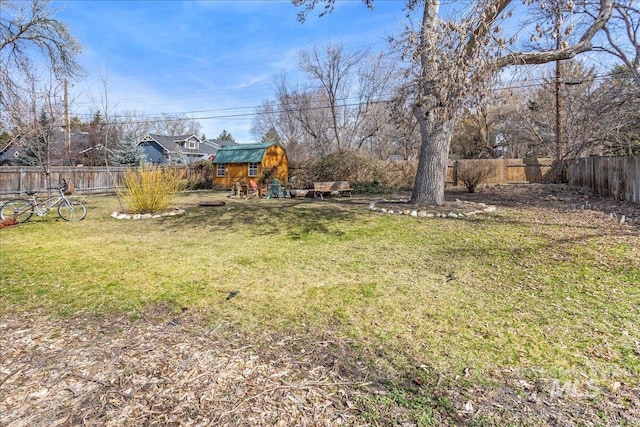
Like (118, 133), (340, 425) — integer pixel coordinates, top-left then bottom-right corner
(313, 181), (353, 199)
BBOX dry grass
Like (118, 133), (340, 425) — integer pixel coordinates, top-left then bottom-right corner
(1, 184), (640, 426)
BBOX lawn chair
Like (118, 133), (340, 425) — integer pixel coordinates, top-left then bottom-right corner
(248, 179), (261, 198)
(230, 181), (247, 198)
(267, 179), (284, 199)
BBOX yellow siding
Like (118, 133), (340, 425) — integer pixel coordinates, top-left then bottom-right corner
(263, 145), (289, 183)
(212, 145), (289, 190)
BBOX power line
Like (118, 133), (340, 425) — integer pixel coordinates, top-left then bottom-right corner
(4, 69), (626, 127)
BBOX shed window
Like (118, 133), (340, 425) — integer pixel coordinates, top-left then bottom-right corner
(248, 162), (259, 177)
(217, 164), (226, 177)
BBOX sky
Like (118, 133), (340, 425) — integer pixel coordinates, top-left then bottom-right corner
(53, 0), (411, 142)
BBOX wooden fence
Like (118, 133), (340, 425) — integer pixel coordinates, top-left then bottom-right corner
(0, 166), (210, 198)
(447, 158), (554, 185)
(568, 156), (640, 204)
(1, 157), (637, 204)
(0, 159), (558, 198)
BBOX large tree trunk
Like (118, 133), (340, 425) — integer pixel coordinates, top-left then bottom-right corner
(411, 106), (455, 206)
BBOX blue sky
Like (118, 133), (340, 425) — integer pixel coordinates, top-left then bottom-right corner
(54, 0), (410, 142)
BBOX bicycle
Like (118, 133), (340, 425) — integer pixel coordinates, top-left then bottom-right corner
(0, 180), (87, 223)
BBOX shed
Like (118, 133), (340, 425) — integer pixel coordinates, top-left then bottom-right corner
(212, 142), (288, 189)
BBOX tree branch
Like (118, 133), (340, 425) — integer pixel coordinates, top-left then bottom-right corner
(494, 0), (613, 69)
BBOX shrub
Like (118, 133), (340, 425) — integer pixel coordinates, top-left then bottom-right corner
(457, 160), (493, 193)
(290, 152), (415, 193)
(185, 161), (213, 190)
(288, 162), (315, 189)
(308, 150), (383, 183)
(118, 166), (186, 214)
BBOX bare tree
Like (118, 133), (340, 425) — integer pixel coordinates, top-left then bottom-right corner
(0, 0), (82, 122)
(12, 76), (66, 189)
(251, 98), (311, 160)
(151, 113), (202, 137)
(275, 43), (395, 155)
(295, 0), (613, 205)
(586, 66), (640, 155)
(277, 83), (335, 156)
(451, 102), (502, 160)
(594, 0), (639, 84)
(111, 109), (155, 142)
(488, 61), (638, 158)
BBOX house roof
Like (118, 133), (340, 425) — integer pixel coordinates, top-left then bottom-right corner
(212, 143), (277, 164)
(201, 139), (238, 156)
(143, 134), (196, 153)
(0, 131), (90, 161)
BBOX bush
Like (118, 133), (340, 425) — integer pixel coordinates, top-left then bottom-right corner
(290, 151), (415, 193)
(308, 150), (383, 183)
(457, 160), (493, 193)
(118, 166), (186, 214)
(185, 161), (213, 190)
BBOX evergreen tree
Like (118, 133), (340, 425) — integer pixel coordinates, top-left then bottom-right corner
(260, 127), (282, 144)
(16, 110), (55, 167)
(110, 135), (146, 166)
(217, 130), (235, 142)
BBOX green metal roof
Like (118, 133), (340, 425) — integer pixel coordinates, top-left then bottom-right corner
(212, 143), (277, 164)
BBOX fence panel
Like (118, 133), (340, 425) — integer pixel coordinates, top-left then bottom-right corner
(0, 166), (200, 198)
(3, 158), (636, 203)
(568, 156), (640, 204)
(450, 158), (553, 185)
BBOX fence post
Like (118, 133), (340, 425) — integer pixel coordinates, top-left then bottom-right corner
(19, 167), (25, 195)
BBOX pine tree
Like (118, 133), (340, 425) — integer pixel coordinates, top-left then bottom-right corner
(217, 130), (235, 142)
(16, 110), (54, 167)
(110, 135), (146, 166)
(260, 127), (281, 144)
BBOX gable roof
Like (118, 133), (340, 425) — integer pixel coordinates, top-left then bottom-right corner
(140, 134), (197, 153)
(201, 138), (238, 156)
(213, 143), (277, 164)
(0, 131), (90, 159)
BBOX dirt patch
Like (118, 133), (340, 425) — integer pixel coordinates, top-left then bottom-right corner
(374, 184), (640, 228)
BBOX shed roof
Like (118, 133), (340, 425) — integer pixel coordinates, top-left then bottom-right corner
(213, 143), (277, 164)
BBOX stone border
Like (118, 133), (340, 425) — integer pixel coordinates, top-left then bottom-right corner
(111, 208), (185, 220)
(367, 199), (497, 219)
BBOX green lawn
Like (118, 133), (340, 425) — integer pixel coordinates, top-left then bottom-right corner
(1, 190), (639, 424)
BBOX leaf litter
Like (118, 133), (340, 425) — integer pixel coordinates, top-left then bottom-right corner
(0, 312), (365, 426)
(2, 184), (640, 426)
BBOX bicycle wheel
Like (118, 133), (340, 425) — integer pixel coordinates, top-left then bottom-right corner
(0, 199), (35, 223)
(58, 200), (87, 221)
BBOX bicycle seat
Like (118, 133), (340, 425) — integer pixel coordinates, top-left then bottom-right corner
(26, 190), (38, 196)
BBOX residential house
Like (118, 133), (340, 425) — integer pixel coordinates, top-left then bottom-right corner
(0, 138), (18, 166)
(212, 142), (288, 189)
(137, 134), (235, 164)
(0, 131), (90, 166)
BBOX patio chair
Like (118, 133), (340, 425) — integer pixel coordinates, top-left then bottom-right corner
(267, 179), (283, 199)
(248, 179), (260, 198)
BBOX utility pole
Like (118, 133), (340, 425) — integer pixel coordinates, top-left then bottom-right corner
(63, 79), (71, 165)
(554, 5), (564, 182)
(555, 59), (563, 162)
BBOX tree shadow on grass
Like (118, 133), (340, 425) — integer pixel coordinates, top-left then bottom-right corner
(157, 197), (360, 238)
